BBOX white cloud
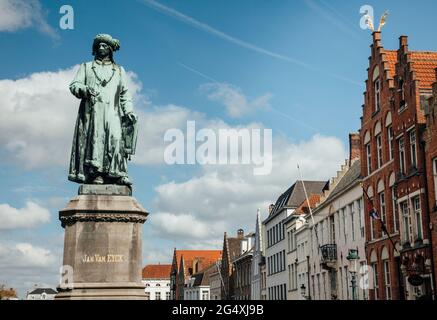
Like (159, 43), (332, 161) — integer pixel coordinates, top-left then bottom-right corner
(0, 65), (144, 169)
(0, 242), (56, 268)
(0, 0), (58, 38)
(150, 212), (215, 239)
(150, 133), (347, 242)
(200, 83), (272, 118)
(0, 242), (59, 298)
(0, 201), (50, 229)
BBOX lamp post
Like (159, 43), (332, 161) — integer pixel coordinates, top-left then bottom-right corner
(300, 284), (308, 300)
(346, 249), (360, 300)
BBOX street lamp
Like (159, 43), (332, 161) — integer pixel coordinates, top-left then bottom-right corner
(346, 249), (360, 300)
(300, 284), (307, 300)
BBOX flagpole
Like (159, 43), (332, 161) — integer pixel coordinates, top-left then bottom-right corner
(360, 183), (398, 253)
(297, 164), (320, 252)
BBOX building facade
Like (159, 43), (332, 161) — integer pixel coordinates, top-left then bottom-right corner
(221, 229), (254, 300)
(233, 248), (253, 300)
(142, 264), (172, 300)
(423, 68), (437, 299)
(26, 288), (57, 300)
(263, 180), (328, 300)
(361, 32), (437, 300)
(170, 249), (222, 300)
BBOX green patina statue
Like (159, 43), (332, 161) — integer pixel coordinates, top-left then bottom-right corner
(68, 34), (138, 186)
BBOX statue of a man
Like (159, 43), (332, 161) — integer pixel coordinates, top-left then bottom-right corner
(68, 34), (137, 186)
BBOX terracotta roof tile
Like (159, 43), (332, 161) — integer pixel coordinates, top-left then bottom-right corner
(295, 194), (321, 214)
(142, 264), (172, 279)
(410, 52), (437, 88)
(384, 50), (398, 79)
(175, 250), (222, 275)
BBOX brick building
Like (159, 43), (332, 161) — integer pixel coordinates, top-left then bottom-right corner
(360, 31), (437, 300)
(220, 229), (254, 300)
(169, 249), (222, 300)
(424, 68), (437, 297)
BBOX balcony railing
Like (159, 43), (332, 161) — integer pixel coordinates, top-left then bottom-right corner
(320, 244), (337, 263)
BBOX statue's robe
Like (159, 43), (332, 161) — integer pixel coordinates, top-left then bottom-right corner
(68, 59), (133, 183)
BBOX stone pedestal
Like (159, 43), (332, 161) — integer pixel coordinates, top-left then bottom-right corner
(55, 185), (149, 300)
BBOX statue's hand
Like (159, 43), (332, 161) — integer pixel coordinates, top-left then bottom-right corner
(87, 87), (99, 98)
(126, 112), (138, 123)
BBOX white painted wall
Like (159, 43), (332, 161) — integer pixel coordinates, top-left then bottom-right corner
(142, 279), (171, 300)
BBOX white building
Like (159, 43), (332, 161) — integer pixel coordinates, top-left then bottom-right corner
(142, 264), (172, 300)
(184, 273), (210, 300)
(308, 158), (367, 300)
(26, 287), (57, 300)
(284, 194), (319, 300)
(263, 180), (328, 300)
(184, 263), (220, 300)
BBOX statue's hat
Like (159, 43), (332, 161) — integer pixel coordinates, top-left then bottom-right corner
(92, 34), (120, 53)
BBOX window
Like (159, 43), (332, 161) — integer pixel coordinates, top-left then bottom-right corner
(370, 200), (376, 240)
(388, 126), (394, 160)
(145, 292), (150, 300)
(374, 79), (381, 112)
(399, 78), (406, 109)
(372, 263), (379, 300)
(267, 230), (270, 247)
(401, 201), (411, 244)
(156, 292), (161, 300)
(377, 134), (383, 168)
(339, 267), (343, 299)
(350, 203), (355, 241)
(380, 192), (386, 236)
(358, 198), (365, 238)
(330, 216), (336, 243)
(399, 138), (406, 175)
(202, 290), (209, 300)
(366, 143), (372, 175)
(392, 188), (399, 232)
(383, 260), (391, 300)
(345, 266), (349, 300)
(166, 291), (170, 300)
(342, 208), (347, 243)
(413, 197), (422, 240)
(410, 130), (417, 169)
(294, 265), (298, 290)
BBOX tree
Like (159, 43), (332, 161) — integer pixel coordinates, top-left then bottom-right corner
(0, 284), (18, 300)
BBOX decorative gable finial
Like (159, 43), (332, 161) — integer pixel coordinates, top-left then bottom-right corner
(377, 11), (389, 32)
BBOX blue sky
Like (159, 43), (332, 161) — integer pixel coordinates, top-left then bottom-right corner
(1, 0), (437, 298)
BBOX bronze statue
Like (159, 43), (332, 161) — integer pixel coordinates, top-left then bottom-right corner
(68, 34), (138, 186)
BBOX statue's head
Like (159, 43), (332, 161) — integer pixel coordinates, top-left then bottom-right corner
(92, 34), (120, 61)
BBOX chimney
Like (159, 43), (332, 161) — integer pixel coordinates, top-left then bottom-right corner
(372, 31), (381, 42)
(349, 133), (360, 165)
(399, 35), (408, 48)
(237, 229), (244, 239)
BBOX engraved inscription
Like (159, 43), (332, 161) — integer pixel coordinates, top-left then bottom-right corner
(82, 254), (124, 263)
